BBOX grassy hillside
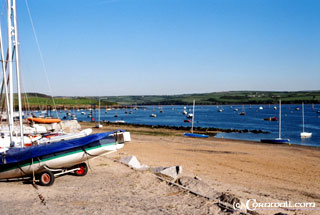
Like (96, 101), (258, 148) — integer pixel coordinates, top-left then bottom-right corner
(4, 91), (320, 108)
(104, 91), (320, 105)
(13, 94), (116, 109)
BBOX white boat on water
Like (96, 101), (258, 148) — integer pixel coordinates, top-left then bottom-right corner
(300, 103), (312, 138)
(187, 113), (193, 118)
(182, 106), (187, 115)
(114, 120), (125, 123)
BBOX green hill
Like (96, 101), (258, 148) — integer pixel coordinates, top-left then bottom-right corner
(102, 91), (320, 105)
(4, 91), (320, 108)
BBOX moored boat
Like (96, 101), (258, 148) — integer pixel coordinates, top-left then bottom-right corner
(300, 132), (312, 138)
(260, 138), (289, 144)
(239, 105), (246, 115)
(300, 103), (312, 138)
(184, 133), (209, 138)
(264, 117), (278, 121)
(184, 100), (209, 138)
(114, 120), (125, 123)
(187, 113), (193, 118)
(261, 100), (289, 144)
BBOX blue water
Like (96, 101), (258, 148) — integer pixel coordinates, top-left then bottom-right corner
(53, 104), (320, 147)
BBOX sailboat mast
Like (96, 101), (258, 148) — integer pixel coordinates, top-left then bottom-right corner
(279, 100), (281, 139)
(12, 0), (24, 145)
(7, 0), (15, 143)
(302, 102), (305, 133)
(98, 99), (101, 124)
(191, 100), (195, 133)
(0, 17), (13, 144)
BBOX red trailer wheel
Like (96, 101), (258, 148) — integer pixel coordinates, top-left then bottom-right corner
(74, 163), (88, 176)
(38, 170), (55, 186)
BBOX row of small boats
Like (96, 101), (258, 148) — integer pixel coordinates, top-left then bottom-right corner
(260, 101), (312, 144)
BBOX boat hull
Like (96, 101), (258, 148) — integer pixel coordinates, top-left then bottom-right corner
(260, 138), (290, 144)
(300, 132), (312, 138)
(0, 132), (122, 179)
(27, 117), (61, 124)
(184, 133), (209, 138)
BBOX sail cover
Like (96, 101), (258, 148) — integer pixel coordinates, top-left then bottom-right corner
(0, 132), (115, 165)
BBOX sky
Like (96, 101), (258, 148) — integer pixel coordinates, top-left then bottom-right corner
(1, 0), (319, 96)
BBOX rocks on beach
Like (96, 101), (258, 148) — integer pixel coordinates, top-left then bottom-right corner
(151, 166), (182, 180)
(118, 155), (297, 215)
(0, 156), (221, 215)
(120, 155), (149, 170)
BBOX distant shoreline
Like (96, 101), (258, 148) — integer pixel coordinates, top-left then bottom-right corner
(21, 102), (320, 110)
(17, 91), (320, 107)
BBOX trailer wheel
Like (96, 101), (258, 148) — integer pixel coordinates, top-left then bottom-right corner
(38, 170), (55, 186)
(74, 163), (88, 176)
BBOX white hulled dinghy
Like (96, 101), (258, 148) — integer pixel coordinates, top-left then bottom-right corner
(0, 130), (128, 186)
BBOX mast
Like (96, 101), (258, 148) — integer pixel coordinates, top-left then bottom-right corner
(7, 0), (15, 144)
(0, 16), (13, 144)
(12, 0), (24, 145)
(302, 102), (305, 133)
(191, 100), (195, 133)
(98, 99), (101, 125)
(6, 0), (24, 146)
(279, 100), (281, 139)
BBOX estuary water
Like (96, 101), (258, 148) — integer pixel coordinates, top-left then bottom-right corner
(61, 104), (320, 147)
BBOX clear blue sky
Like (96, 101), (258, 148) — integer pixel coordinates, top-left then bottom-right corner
(6, 0), (320, 96)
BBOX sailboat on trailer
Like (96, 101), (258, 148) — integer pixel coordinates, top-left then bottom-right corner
(261, 100), (290, 144)
(0, 130), (126, 184)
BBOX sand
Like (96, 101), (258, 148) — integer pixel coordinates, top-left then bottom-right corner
(0, 122), (319, 215)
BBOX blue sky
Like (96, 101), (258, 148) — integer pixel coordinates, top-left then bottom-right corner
(4, 0), (320, 96)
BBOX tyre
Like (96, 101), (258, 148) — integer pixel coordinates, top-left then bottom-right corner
(74, 163), (88, 176)
(38, 170), (55, 186)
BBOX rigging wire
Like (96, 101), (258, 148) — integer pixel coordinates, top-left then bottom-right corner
(18, 61), (41, 114)
(24, 0), (59, 119)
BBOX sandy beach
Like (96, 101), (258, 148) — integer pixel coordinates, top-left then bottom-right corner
(0, 122), (319, 215)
